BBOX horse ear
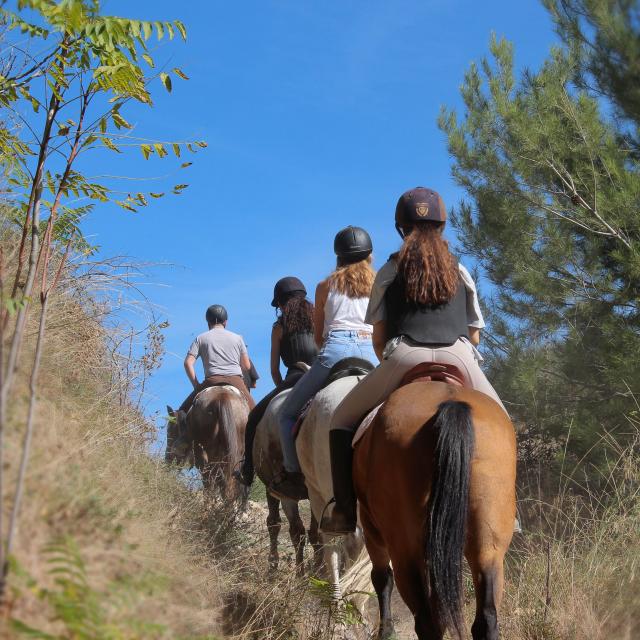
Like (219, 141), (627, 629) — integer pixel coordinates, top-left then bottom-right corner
(167, 405), (175, 417)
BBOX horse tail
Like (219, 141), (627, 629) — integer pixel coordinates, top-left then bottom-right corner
(425, 400), (475, 639)
(214, 392), (240, 489)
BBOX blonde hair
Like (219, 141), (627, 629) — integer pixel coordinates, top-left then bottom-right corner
(327, 255), (375, 298)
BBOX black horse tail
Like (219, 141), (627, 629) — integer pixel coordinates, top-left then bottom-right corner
(425, 400), (475, 639)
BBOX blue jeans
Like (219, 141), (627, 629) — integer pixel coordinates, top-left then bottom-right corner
(279, 330), (376, 472)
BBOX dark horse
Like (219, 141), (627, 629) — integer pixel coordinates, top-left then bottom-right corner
(353, 381), (516, 640)
(167, 385), (249, 502)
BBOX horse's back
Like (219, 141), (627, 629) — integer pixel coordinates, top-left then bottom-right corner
(353, 381), (516, 553)
(297, 376), (360, 513)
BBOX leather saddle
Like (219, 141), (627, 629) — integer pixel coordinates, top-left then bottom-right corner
(323, 357), (374, 389)
(292, 357), (375, 439)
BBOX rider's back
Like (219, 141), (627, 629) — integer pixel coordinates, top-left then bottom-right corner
(189, 327), (246, 377)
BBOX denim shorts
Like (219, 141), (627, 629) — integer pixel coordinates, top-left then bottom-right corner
(317, 329), (376, 369)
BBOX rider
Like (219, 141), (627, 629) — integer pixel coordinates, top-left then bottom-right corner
(321, 187), (507, 535)
(269, 226), (377, 500)
(235, 277), (318, 487)
(179, 304), (256, 413)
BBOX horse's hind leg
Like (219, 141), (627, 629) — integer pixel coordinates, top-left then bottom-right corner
(468, 555), (504, 640)
(360, 507), (396, 640)
(281, 498), (306, 576)
(266, 492), (282, 573)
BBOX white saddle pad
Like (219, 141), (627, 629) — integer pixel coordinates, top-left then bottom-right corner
(352, 403), (383, 447)
(195, 384), (243, 402)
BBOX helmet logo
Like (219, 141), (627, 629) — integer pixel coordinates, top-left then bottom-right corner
(416, 203), (429, 217)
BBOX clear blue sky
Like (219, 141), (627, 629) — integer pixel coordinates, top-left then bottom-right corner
(80, 0), (557, 442)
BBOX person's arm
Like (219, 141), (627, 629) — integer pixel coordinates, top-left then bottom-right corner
(468, 327), (480, 346)
(314, 280), (328, 348)
(240, 351), (251, 374)
(184, 354), (199, 389)
(372, 320), (387, 362)
(458, 263), (485, 346)
(270, 323), (284, 386)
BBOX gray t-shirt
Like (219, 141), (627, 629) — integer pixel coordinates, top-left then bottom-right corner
(187, 328), (247, 378)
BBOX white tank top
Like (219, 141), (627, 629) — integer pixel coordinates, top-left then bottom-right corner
(323, 289), (373, 337)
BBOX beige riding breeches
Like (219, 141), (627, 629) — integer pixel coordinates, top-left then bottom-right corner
(330, 338), (508, 433)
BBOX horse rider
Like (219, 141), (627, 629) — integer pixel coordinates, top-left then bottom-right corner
(269, 226), (377, 500)
(234, 276), (318, 487)
(321, 187), (508, 535)
(178, 304), (256, 414)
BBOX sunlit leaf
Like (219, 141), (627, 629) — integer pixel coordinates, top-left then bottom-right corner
(159, 72), (172, 93)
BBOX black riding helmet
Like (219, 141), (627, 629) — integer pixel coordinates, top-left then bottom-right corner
(271, 276), (307, 307)
(395, 187), (446, 238)
(334, 226), (373, 264)
(205, 304), (228, 326)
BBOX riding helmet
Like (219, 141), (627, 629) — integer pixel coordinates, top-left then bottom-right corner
(395, 187), (446, 237)
(271, 276), (307, 307)
(333, 226), (373, 263)
(205, 304), (228, 325)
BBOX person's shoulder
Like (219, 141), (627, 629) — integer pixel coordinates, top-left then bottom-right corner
(316, 278), (330, 297)
(195, 329), (211, 341)
(457, 262), (478, 288)
(457, 262), (472, 278)
(375, 258), (398, 281)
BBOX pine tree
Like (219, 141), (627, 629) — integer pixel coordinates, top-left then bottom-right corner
(439, 1), (640, 470)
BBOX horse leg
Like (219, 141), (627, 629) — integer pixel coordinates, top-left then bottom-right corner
(392, 558), (443, 640)
(321, 534), (342, 602)
(281, 498), (306, 576)
(468, 555), (505, 640)
(361, 507), (396, 640)
(308, 512), (324, 574)
(266, 493), (282, 574)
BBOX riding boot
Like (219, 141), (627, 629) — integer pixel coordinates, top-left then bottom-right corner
(269, 470), (308, 501)
(320, 429), (357, 535)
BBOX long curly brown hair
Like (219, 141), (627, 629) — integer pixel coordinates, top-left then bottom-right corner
(278, 293), (315, 334)
(327, 255), (376, 298)
(396, 222), (459, 305)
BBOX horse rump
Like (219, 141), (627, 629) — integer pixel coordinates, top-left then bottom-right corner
(425, 400), (475, 639)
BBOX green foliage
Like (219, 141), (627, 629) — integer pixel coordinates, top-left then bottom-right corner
(439, 2), (640, 472)
(0, 0), (206, 254)
(307, 577), (368, 627)
(10, 538), (167, 639)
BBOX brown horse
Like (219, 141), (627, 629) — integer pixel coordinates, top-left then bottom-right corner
(353, 381), (516, 640)
(167, 385), (249, 502)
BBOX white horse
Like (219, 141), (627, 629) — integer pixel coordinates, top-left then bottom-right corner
(255, 378), (371, 602)
(295, 376), (372, 603)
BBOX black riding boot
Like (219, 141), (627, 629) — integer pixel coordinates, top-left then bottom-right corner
(320, 429), (357, 535)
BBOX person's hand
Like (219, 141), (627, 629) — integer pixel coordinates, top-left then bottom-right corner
(251, 381), (257, 389)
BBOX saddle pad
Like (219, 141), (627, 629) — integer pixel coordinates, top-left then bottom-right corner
(195, 384), (243, 402)
(352, 403), (383, 448)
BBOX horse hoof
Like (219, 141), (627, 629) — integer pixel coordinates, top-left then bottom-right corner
(378, 622), (397, 640)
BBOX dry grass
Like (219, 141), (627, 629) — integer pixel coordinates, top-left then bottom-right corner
(2, 241), (637, 639)
(2, 262), (227, 638)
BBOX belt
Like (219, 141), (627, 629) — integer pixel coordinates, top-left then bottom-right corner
(328, 329), (372, 339)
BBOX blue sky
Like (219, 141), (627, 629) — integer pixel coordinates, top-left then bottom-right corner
(73, 0), (557, 441)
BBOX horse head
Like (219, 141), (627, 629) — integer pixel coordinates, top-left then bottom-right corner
(165, 405), (192, 466)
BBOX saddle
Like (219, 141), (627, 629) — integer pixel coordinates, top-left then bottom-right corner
(400, 362), (470, 388)
(292, 357), (375, 439)
(351, 363), (471, 448)
(323, 357), (374, 389)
